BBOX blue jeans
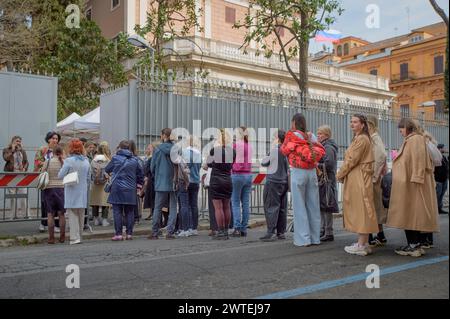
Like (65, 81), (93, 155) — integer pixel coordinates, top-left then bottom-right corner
(178, 183), (192, 231)
(112, 204), (135, 236)
(436, 181), (448, 211)
(231, 174), (252, 233)
(188, 183), (200, 230)
(291, 168), (321, 246)
(152, 191), (178, 235)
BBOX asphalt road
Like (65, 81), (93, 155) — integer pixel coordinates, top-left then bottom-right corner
(0, 215), (448, 299)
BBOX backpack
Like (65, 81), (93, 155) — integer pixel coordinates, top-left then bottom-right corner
(426, 141), (443, 167)
(93, 163), (108, 185)
(293, 131), (326, 169)
(174, 156), (190, 191)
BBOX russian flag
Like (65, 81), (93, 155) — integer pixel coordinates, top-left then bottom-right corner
(315, 30), (342, 43)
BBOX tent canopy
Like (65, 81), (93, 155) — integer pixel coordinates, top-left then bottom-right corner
(57, 107), (100, 133)
(56, 112), (80, 128)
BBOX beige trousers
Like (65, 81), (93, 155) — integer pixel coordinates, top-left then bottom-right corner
(67, 208), (84, 243)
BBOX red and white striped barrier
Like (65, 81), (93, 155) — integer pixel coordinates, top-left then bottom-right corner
(252, 173), (267, 185)
(0, 173), (40, 188)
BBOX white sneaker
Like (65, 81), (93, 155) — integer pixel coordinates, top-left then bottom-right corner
(189, 229), (199, 236)
(70, 239), (81, 245)
(344, 243), (372, 256)
(102, 219), (110, 227)
(94, 217), (101, 226)
(176, 231), (189, 238)
(55, 227), (60, 233)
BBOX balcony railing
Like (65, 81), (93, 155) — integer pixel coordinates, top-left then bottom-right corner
(391, 72), (418, 83)
(162, 36), (390, 91)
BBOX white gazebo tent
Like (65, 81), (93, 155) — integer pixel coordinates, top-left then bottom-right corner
(57, 107), (100, 142)
(56, 112), (80, 128)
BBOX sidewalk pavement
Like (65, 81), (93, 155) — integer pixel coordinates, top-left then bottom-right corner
(0, 211), (343, 247)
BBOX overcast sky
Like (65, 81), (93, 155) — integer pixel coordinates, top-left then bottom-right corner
(309, 0), (449, 53)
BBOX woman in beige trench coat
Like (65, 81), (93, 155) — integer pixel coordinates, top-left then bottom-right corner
(337, 114), (378, 256)
(387, 118), (439, 257)
(90, 143), (111, 227)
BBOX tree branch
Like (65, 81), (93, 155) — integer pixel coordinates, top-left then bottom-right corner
(429, 0), (449, 27)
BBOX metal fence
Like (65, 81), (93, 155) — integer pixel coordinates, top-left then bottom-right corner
(126, 69), (449, 160)
(98, 69), (449, 222)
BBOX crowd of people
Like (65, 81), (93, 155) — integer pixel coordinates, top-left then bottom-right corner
(2, 113), (448, 257)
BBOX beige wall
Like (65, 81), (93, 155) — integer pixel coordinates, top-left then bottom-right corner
(86, 0), (125, 39)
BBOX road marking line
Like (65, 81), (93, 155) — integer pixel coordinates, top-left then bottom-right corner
(255, 256), (449, 299)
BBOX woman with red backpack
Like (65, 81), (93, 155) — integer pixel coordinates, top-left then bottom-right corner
(281, 113), (326, 247)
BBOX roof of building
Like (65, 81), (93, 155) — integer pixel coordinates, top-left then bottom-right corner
(343, 22), (446, 57)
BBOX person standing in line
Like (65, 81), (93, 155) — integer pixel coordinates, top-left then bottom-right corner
(387, 119), (439, 257)
(43, 146), (66, 244)
(142, 142), (158, 221)
(435, 144), (448, 215)
(149, 128), (178, 240)
(58, 139), (91, 245)
(259, 130), (289, 242)
(337, 114), (378, 256)
(231, 127), (253, 237)
(3, 136), (30, 218)
(105, 140), (144, 241)
(35, 131), (61, 232)
(183, 136), (202, 236)
(316, 126), (339, 242)
(90, 142), (111, 227)
(366, 116), (388, 247)
(208, 129), (236, 240)
(281, 114), (325, 247)
(129, 140), (145, 225)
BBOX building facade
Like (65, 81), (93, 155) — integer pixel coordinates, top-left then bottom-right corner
(334, 23), (447, 120)
(86, 0), (396, 106)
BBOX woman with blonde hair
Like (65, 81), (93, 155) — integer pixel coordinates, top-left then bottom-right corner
(207, 129), (236, 239)
(366, 116), (388, 247)
(90, 142), (112, 227)
(316, 125), (339, 242)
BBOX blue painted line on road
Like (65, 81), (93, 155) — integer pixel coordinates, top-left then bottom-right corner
(255, 256), (449, 299)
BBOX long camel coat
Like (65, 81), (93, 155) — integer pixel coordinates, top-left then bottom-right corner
(337, 134), (378, 234)
(386, 133), (439, 233)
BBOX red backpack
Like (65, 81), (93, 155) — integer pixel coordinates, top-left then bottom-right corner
(281, 130), (326, 169)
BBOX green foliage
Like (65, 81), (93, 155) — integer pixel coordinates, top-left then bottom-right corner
(134, 0), (202, 77)
(1, 0), (137, 120)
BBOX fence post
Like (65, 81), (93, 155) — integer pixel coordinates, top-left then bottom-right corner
(239, 81), (245, 125)
(128, 79), (138, 141)
(167, 69), (174, 128)
(387, 105), (393, 161)
(346, 98), (352, 147)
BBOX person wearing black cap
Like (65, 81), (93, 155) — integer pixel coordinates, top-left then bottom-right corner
(34, 131), (61, 232)
(435, 144), (448, 215)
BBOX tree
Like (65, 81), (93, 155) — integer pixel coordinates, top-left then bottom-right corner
(0, 0), (49, 70)
(134, 0), (203, 77)
(429, 0), (449, 111)
(234, 0), (343, 94)
(0, 0), (136, 119)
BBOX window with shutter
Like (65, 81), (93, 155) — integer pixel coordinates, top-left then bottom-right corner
(434, 56), (444, 75)
(400, 63), (408, 81)
(225, 7), (236, 24)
